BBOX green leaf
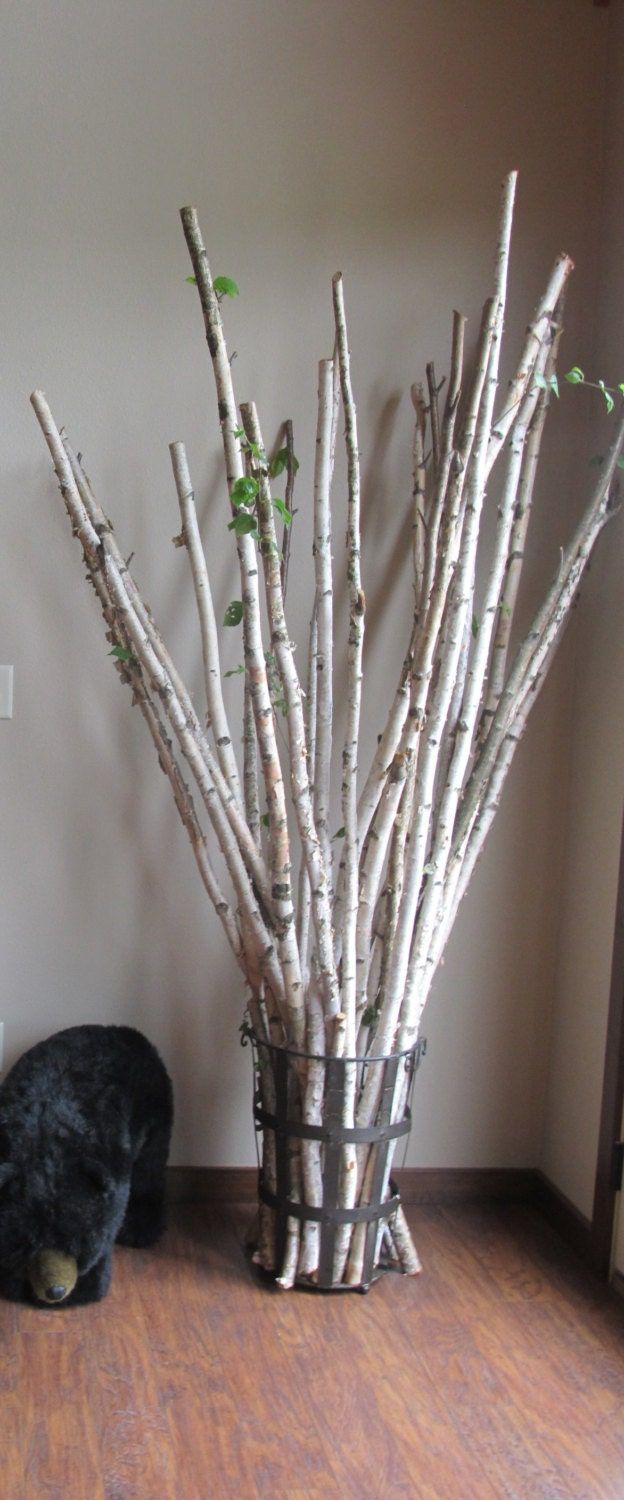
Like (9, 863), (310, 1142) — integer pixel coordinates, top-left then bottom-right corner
(185, 275), (197, 285)
(617, 457), (624, 470)
(233, 425), (246, 439)
(536, 372), (558, 396)
(230, 476), (259, 507)
(564, 367), (584, 384)
(361, 1005), (378, 1029)
(223, 600), (244, 627)
(268, 450), (287, 478)
(332, 826), (346, 840)
(272, 498), (293, 525)
(213, 275), (239, 298)
(108, 645), (135, 664)
(228, 513), (260, 538)
(268, 448), (300, 478)
(224, 664), (245, 677)
(272, 697), (288, 717)
(471, 614), (479, 639)
(599, 380), (615, 415)
(260, 813), (270, 828)
(618, 383), (624, 398)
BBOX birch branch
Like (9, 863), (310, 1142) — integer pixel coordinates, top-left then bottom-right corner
(419, 311), (465, 617)
(331, 271), (366, 1281)
(332, 272), (365, 1057)
(296, 608), (318, 984)
(452, 405), (624, 872)
(243, 672), (261, 849)
(169, 439), (244, 811)
(65, 437), (272, 916)
(280, 418), (296, 600)
(353, 175), (516, 1124)
(410, 382), (427, 611)
(408, 337), (550, 996)
(313, 358), (335, 896)
(31, 391), (286, 1018)
(486, 250), (573, 475)
(181, 207), (308, 1044)
(240, 401), (340, 1028)
(479, 304), (566, 735)
(426, 361), (443, 484)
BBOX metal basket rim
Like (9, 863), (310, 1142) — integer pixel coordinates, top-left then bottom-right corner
(246, 1028), (424, 1067)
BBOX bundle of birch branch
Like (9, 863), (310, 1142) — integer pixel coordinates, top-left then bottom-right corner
(31, 172), (624, 1289)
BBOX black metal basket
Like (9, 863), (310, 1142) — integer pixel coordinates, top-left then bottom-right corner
(247, 1031), (425, 1291)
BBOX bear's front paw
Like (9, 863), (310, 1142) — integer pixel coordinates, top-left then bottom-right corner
(117, 1195), (166, 1248)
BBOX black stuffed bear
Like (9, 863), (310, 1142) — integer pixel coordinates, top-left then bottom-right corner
(0, 1024), (173, 1307)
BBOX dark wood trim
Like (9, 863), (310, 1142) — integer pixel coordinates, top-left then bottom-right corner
(591, 802), (624, 1276)
(167, 1164), (533, 1209)
(392, 1167), (536, 1205)
(612, 1267), (624, 1300)
(166, 1166), (258, 1203)
(165, 1165), (612, 1277)
(532, 1171), (594, 1267)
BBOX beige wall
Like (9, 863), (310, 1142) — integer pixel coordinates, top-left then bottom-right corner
(540, 0), (624, 1218)
(0, 0), (611, 1168)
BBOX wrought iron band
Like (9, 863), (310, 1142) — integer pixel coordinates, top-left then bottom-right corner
(253, 1097), (412, 1146)
(258, 1175), (402, 1228)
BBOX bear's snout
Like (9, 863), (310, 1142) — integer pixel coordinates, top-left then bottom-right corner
(28, 1249), (78, 1304)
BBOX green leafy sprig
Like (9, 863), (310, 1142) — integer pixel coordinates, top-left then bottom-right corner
(186, 273), (239, 301)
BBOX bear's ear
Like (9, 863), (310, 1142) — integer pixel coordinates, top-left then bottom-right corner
(0, 1162), (16, 1191)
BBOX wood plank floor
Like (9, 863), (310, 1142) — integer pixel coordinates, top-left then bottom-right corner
(1, 1200), (623, 1499)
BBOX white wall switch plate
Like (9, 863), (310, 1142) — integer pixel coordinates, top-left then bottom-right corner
(0, 667), (14, 719)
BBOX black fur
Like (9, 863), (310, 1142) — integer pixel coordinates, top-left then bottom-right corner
(0, 1025), (173, 1306)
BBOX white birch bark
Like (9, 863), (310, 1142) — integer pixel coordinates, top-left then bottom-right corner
(169, 439), (244, 811)
(330, 272), (366, 1279)
(243, 673), (262, 850)
(479, 305), (565, 735)
(296, 609), (318, 983)
(239, 402), (339, 1029)
(408, 345), (548, 1000)
(410, 383), (427, 611)
(65, 439), (271, 913)
(313, 358), (335, 899)
(181, 209), (309, 1047)
(351, 175), (516, 1146)
(486, 251), (573, 475)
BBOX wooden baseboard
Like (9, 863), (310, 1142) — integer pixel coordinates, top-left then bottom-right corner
(611, 1268), (624, 1301)
(166, 1165), (608, 1277)
(166, 1164), (536, 1207)
(166, 1166), (258, 1203)
(530, 1170), (594, 1266)
(392, 1167), (536, 1205)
